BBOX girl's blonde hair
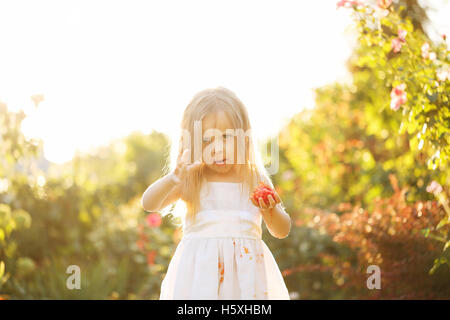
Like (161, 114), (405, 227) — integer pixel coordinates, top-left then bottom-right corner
(161, 86), (274, 225)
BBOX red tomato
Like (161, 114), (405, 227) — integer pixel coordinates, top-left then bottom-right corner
(251, 181), (276, 206)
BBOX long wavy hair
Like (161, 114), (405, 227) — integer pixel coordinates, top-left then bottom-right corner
(161, 86), (274, 225)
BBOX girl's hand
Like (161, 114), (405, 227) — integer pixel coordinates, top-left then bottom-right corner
(170, 149), (203, 185)
(250, 190), (281, 212)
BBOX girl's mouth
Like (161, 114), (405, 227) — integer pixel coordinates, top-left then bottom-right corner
(214, 159), (227, 166)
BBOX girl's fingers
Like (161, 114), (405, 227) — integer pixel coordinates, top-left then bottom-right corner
(176, 160), (183, 171)
(180, 149), (191, 164)
(187, 161), (203, 172)
(268, 195), (276, 207)
(273, 193), (281, 203)
(177, 146), (186, 164)
(258, 197), (268, 209)
(179, 164), (187, 178)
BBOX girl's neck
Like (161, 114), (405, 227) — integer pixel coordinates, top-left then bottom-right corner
(204, 167), (242, 183)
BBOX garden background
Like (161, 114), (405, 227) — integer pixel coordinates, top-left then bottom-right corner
(0, 0), (449, 299)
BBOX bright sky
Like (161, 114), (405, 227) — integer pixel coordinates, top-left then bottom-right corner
(0, 0), (448, 163)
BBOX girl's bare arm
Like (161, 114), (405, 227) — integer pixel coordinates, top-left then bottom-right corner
(141, 172), (181, 212)
(259, 203), (291, 239)
(250, 176), (291, 239)
(142, 149), (202, 212)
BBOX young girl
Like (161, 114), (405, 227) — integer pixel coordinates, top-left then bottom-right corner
(142, 87), (291, 300)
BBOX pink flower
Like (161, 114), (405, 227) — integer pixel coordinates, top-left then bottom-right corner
(391, 29), (407, 53)
(377, 0), (392, 9)
(147, 250), (157, 266)
(336, 0), (361, 9)
(437, 67), (450, 82)
(136, 239), (146, 250)
(398, 29), (407, 41)
(426, 181), (443, 195)
(390, 83), (407, 111)
(421, 42), (436, 60)
(146, 213), (162, 227)
(391, 38), (403, 53)
(375, 8), (389, 18)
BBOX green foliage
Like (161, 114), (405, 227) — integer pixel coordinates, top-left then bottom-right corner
(351, 3), (449, 170)
(0, 101), (174, 299)
(0, 101), (37, 293)
(273, 1), (449, 298)
(344, 0), (450, 276)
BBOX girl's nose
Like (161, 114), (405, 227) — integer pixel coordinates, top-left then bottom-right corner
(213, 140), (224, 158)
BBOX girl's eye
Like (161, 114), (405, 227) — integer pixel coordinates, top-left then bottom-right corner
(223, 133), (234, 139)
(202, 134), (233, 143)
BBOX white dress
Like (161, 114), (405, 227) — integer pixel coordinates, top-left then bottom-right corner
(159, 181), (290, 300)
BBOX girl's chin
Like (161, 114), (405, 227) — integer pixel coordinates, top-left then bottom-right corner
(214, 162), (227, 167)
(206, 163), (234, 172)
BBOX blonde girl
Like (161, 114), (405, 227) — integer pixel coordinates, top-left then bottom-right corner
(142, 86), (291, 299)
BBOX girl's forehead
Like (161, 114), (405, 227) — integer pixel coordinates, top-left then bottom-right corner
(202, 110), (234, 131)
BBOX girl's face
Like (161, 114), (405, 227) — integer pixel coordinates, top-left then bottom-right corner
(201, 110), (240, 176)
